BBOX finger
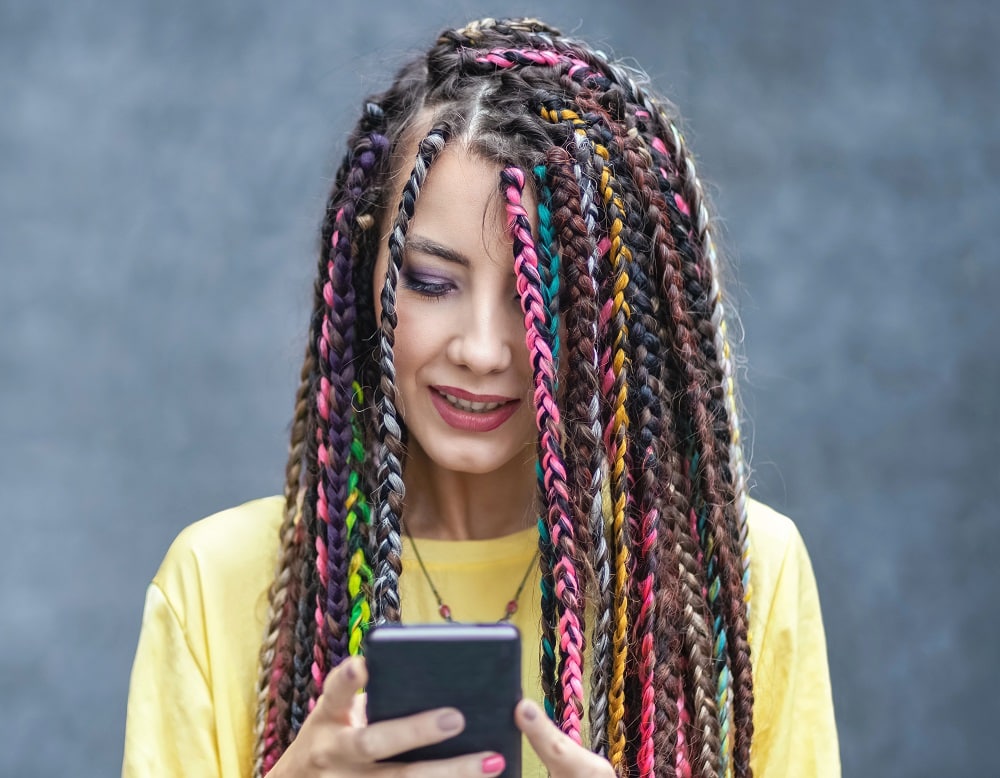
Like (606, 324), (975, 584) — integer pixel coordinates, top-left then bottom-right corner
(379, 751), (506, 777)
(343, 707), (465, 763)
(315, 655), (368, 723)
(350, 691), (368, 727)
(515, 698), (603, 774)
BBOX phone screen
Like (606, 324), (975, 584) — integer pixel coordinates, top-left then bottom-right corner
(364, 623), (521, 776)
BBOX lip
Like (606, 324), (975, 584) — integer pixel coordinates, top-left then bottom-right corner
(431, 385), (519, 404)
(429, 386), (521, 432)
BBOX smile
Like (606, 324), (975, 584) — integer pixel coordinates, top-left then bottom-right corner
(429, 386), (521, 432)
(439, 391), (506, 412)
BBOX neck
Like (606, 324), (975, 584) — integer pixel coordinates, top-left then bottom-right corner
(401, 441), (537, 540)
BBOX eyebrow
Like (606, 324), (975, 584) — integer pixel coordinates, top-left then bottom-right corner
(405, 235), (470, 267)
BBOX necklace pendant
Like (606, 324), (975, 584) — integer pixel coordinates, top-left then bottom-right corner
(438, 604), (452, 621)
(504, 600), (518, 618)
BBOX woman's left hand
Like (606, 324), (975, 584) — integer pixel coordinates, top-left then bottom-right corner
(515, 699), (615, 777)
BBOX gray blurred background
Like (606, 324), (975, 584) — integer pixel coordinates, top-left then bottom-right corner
(2, 0), (997, 775)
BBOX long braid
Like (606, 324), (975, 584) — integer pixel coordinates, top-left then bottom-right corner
(647, 126), (751, 776)
(544, 145), (613, 757)
(290, 449), (320, 734)
(346, 380), (373, 656)
(602, 141), (663, 778)
(538, 100), (632, 770)
(533, 166), (570, 727)
(530, 162), (560, 723)
(320, 129), (387, 671)
(622, 116), (717, 778)
(505, 165), (586, 742)
(254, 346), (312, 776)
(651, 168), (724, 778)
(255, 100), (391, 772)
(373, 128), (448, 625)
(643, 136), (733, 777)
(588, 128), (634, 773)
(543, 103), (633, 772)
(668, 212), (736, 776)
(664, 126), (754, 775)
(313, 142), (380, 690)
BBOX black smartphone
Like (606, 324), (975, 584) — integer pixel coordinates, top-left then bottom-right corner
(364, 622), (521, 776)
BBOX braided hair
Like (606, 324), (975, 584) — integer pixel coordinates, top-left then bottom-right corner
(254, 18), (753, 778)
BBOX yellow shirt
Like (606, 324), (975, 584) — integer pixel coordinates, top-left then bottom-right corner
(122, 496), (840, 776)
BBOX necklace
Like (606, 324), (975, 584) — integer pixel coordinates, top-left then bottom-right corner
(403, 521), (540, 623)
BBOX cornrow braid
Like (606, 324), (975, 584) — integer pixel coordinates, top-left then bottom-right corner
(505, 165), (585, 742)
(373, 127), (449, 625)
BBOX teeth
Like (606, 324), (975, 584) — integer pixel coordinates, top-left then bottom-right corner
(441, 392), (505, 412)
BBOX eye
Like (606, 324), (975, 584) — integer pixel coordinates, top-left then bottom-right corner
(400, 270), (455, 299)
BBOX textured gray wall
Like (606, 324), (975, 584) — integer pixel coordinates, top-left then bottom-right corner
(2, 1), (997, 775)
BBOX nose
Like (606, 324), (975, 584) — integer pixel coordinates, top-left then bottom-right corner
(446, 297), (516, 375)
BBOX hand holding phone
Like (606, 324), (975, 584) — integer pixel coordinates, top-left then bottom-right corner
(267, 654), (510, 777)
(364, 623), (522, 777)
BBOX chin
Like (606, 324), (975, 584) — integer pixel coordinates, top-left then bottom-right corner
(424, 445), (524, 476)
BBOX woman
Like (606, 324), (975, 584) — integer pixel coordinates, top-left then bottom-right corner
(123, 17), (839, 778)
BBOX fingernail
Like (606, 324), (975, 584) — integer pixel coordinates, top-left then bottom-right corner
(521, 700), (538, 721)
(482, 754), (505, 774)
(437, 710), (463, 732)
(344, 659), (357, 682)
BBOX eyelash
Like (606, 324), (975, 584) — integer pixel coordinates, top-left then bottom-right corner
(400, 272), (454, 299)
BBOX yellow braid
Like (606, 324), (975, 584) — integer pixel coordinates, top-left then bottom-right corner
(601, 158), (633, 772)
(540, 105), (632, 771)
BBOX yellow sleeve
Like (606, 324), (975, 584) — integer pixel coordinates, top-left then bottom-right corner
(750, 521), (841, 777)
(122, 581), (221, 777)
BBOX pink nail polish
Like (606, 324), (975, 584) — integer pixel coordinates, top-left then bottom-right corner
(482, 754), (505, 774)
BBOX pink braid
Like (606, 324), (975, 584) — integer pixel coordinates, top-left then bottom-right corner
(502, 166), (585, 742)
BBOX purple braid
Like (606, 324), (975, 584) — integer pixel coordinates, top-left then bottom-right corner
(314, 127), (389, 678)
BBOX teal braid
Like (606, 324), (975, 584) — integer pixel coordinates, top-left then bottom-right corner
(373, 127), (449, 625)
(533, 165), (563, 723)
(534, 165), (561, 367)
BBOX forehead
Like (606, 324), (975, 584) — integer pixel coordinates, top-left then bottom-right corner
(388, 136), (539, 258)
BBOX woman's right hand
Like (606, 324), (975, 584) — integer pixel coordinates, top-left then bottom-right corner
(268, 655), (507, 777)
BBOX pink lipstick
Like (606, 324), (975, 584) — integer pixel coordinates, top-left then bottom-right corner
(429, 385), (521, 432)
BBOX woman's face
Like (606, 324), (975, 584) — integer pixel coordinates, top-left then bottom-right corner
(372, 142), (536, 476)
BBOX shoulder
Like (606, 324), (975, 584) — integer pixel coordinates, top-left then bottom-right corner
(745, 498), (800, 559)
(744, 499), (817, 645)
(152, 496), (285, 632)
